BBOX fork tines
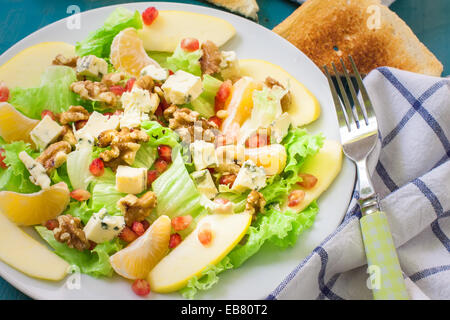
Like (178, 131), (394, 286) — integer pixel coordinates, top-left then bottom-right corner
(323, 56), (376, 132)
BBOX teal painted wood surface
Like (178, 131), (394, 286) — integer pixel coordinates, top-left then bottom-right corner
(0, 0), (448, 300)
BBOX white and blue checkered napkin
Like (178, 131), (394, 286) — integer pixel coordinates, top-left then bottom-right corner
(267, 67), (450, 300)
(290, 0), (396, 5)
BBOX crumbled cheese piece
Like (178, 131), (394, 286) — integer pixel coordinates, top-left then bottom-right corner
(115, 166), (147, 194)
(191, 169), (218, 199)
(231, 160), (266, 193)
(120, 87), (159, 128)
(220, 51), (240, 81)
(269, 112), (291, 143)
(30, 115), (64, 150)
(75, 111), (120, 141)
(76, 55), (108, 78)
(18, 151), (51, 190)
(161, 70), (203, 105)
(83, 208), (125, 243)
(140, 64), (169, 81)
(190, 140), (218, 171)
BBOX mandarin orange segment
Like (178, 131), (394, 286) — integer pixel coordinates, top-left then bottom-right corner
(0, 102), (38, 145)
(110, 28), (159, 77)
(0, 182), (70, 226)
(221, 77), (261, 134)
(109, 215), (171, 280)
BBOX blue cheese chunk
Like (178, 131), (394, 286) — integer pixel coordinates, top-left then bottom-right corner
(18, 151), (51, 189)
(190, 140), (218, 171)
(30, 115), (64, 150)
(116, 166), (147, 194)
(220, 51), (240, 81)
(75, 111), (120, 141)
(76, 55), (108, 79)
(161, 70), (203, 104)
(191, 169), (218, 199)
(83, 208), (125, 243)
(140, 64), (169, 82)
(120, 87), (159, 128)
(231, 160), (267, 193)
(269, 112), (291, 143)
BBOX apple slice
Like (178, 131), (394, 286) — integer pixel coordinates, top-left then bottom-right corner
(0, 213), (69, 281)
(285, 140), (343, 212)
(138, 10), (236, 52)
(0, 42), (75, 89)
(148, 213), (251, 293)
(239, 59), (321, 127)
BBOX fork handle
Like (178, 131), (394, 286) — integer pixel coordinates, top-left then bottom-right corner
(360, 211), (409, 300)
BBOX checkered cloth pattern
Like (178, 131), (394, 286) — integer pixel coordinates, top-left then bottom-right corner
(267, 67), (450, 300)
(290, 0), (396, 5)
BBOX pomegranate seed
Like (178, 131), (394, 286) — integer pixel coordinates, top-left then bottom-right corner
(41, 110), (56, 121)
(44, 219), (59, 231)
(147, 170), (159, 188)
(70, 189), (91, 201)
(207, 167), (216, 175)
(219, 174), (236, 187)
(297, 173), (318, 189)
(169, 233), (182, 249)
(180, 38), (200, 52)
(171, 215), (193, 231)
(103, 112), (113, 118)
(125, 77), (136, 92)
(215, 80), (232, 111)
(141, 220), (150, 231)
(89, 241), (97, 251)
(119, 227), (138, 243)
(154, 104), (163, 118)
(75, 120), (87, 130)
(288, 190), (306, 207)
(157, 145), (172, 162)
(109, 85), (125, 96)
(245, 133), (269, 148)
(142, 6), (159, 26)
(198, 223), (213, 246)
(154, 158), (169, 173)
(208, 116), (222, 128)
(132, 221), (145, 236)
(132, 279), (151, 297)
(168, 70), (174, 76)
(89, 158), (105, 177)
(0, 82), (9, 102)
(214, 198), (230, 205)
(0, 148), (7, 169)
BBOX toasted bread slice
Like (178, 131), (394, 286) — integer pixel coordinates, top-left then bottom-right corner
(273, 0), (443, 76)
(206, 0), (259, 20)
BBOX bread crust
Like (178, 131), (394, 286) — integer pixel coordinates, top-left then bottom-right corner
(273, 0), (443, 76)
(206, 0), (259, 20)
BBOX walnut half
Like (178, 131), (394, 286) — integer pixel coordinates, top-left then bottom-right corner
(59, 105), (90, 125)
(244, 190), (266, 219)
(53, 215), (90, 251)
(36, 141), (72, 172)
(117, 191), (158, 226)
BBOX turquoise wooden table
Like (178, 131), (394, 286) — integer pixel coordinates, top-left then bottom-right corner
(0, 0), (448, 300)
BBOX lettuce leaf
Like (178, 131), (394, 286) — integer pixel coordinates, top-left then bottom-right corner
(49, 163), (72, 189)
(152, 150), (206, 220)
(261, 128), (324, 205)
(90, 168), (126, 214)
(147, 51), (172, 69)
(75, 7), (143, 58)
(35, 226), (122, 277)
(141, 120), (179, 148)
(67, 141), (93, 190)
(166, 44), (203, 76)
(133, 143), (156, 169)
(180, 256), (234, 299)
(65, 201), (95, 225)
(0, 139), (39, 193)
(190, 75), (222, 118)
(9, 66), (78, 119)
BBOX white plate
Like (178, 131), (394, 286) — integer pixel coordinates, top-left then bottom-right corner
(0, 2), (355, 300)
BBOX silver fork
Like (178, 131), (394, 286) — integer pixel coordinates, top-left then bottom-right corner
(323, 57), (409, 300)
